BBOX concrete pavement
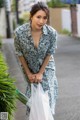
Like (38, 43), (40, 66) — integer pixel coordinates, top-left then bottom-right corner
(2, 39), (27, 120)
(54, 35), (80, 120)
(2, 35), (80, 120)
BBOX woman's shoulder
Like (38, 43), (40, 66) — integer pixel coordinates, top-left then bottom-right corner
(44, 24), (57, 35)
(14, 22), (30, 35)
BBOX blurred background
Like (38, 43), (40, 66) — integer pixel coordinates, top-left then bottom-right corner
(0, 0), (80, 39)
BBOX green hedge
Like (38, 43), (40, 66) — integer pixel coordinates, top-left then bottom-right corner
(0, 52), (17, 120)
(60, 29), (71, 36)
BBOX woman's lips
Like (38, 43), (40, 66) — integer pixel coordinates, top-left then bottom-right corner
(37, 24), (43, 28)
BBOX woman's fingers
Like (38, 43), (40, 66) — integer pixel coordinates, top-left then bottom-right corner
(34, 74), (42, 83)
(28, 73), (42, 83)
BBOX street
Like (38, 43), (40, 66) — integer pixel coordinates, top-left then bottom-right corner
(2, 35), (80, 120)
(54, 35), (80, 120)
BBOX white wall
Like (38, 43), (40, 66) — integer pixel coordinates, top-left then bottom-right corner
(35, 0), (47, 2)
(61, 6), (80, 37)
(0, 8), (6, 37)
(61, 9), (71, 32)
(77, 5), (80, 37)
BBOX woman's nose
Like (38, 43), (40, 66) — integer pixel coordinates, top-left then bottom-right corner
(39, 19), (44, 24)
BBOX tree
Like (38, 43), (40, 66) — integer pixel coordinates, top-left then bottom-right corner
(11, 0), (16, 12)
(0, 0), (4, 8)
(11, 0), (19, 25)
(47, 0), (68, 8)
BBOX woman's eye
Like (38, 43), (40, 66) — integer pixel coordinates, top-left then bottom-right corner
(43, 16), (47, 20)
(37, 16), (41, 19)
(37, 16), (47, 20)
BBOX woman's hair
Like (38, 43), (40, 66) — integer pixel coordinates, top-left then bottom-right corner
(30, 2), (50, 24)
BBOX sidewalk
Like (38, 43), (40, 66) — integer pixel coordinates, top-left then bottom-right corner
(2, 39), (27, 120)
(2, 35), (80, 120)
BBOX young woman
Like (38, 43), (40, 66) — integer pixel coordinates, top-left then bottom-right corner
(14, 1), (58, 119)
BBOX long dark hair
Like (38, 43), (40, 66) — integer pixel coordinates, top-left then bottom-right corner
(30, 2), (50, 24)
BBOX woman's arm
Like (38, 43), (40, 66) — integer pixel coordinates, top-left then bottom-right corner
(19, 55), (51, 83)
(39, 55), (51, 74)
(14, 31), (35, 82)
(35, 55), (51, 82)
(18, 56), (35, 82)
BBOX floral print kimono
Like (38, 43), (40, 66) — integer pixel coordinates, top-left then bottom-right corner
(14, 22), (58, 116)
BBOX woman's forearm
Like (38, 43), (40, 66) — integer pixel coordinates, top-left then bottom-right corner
(18, 56), (31, 75)
(39, 55), (51, 74)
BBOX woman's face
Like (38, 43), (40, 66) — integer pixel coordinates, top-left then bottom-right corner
(31, 10), (48, 31)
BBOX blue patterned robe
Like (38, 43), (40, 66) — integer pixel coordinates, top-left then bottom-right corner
(14, 22), (58, 115)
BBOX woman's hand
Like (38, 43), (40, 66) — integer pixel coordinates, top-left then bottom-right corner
(27, 73), (36, 83)
(27, 72), (43, 83)
(34, 72), (43, 83)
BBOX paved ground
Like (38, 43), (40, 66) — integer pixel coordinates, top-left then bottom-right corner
(2, 35), (80, 120)
(2, 39), (27, 120)
(54, 35), (80, 120)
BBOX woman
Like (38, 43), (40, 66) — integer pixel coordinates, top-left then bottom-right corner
(14, 1), (58, 119)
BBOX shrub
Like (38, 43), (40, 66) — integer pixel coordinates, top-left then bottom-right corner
(47, 0), (69, 8)
(19, 11), (30, 25)
(19, 18), (25, 25)
(60, 29), (71, 36)
(13, 20), (16, 30)
(0, 52), (17, 120)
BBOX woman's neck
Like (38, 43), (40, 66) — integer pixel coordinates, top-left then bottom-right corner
(31, 28), (42, 33)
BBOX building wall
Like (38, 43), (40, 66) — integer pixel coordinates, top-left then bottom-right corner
(35, 0), (47, 2)
(49, 8), (72, 33)
(50, 6), (80, 37)
(49, 8), (62, 32)
(19, 0), (35, 13)
(18, 0), (48, 14)
(61, 8), (71, 32)
(0, 8), (6, 38)
(77, 5), (80, 37)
